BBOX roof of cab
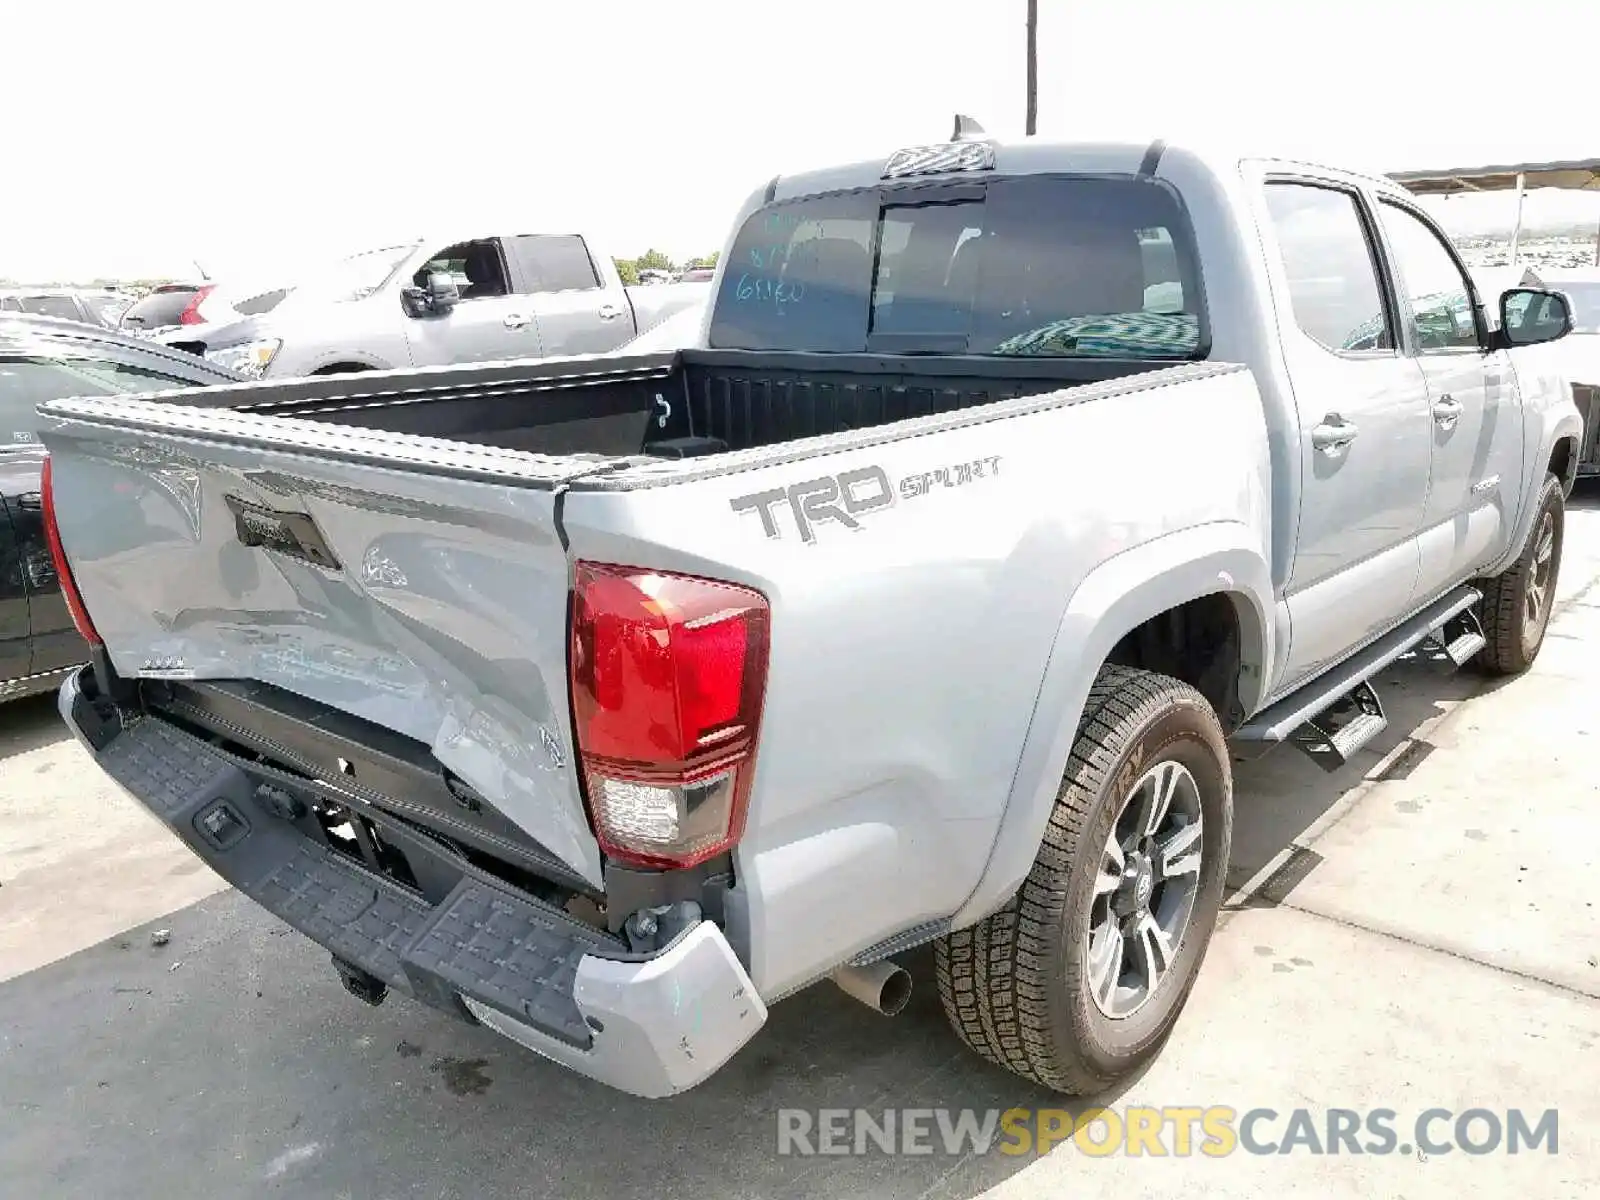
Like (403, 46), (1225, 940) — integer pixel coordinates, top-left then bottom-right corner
(767, 131), (1412, 205)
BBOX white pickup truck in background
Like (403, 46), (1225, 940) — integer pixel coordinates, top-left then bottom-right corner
(156, 230), (709, 379)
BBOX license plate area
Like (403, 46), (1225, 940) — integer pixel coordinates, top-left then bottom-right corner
(223, 493), (343, 570)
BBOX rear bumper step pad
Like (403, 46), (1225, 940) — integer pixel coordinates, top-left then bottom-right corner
(60, 667), (766, 1098)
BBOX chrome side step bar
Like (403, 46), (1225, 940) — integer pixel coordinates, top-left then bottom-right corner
(1234, 586), (1481, 772)
(1423, 606), (1487, 667)
(1286, 679), (1388, 771)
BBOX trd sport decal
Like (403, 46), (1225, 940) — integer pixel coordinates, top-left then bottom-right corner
(730, 456), (1001, 544)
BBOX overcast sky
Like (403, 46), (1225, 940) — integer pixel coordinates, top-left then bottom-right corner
(8, 0), (1599, 284)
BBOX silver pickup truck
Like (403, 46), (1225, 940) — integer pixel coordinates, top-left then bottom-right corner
(154, 231), (708, 379)
(37, 127), (1581, 1100)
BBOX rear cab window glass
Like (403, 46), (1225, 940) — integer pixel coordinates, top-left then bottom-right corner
(708, 175), (1205, 358)
(1262, 183), (1394, 353)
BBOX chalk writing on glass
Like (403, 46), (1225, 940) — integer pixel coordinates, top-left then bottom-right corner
(734, 273), (805, 309)
(762, 210), (804, 234)
(734, 222), (813, 312)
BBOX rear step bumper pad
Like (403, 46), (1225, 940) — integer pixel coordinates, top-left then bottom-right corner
(59, 668), (767, 1099)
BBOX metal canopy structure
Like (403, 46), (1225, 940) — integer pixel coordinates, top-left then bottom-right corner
(1389, 157), (1600, 196)
(1388, 157), (1600, 265)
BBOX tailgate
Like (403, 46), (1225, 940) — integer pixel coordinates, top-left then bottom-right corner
(38, 396), (607, 886)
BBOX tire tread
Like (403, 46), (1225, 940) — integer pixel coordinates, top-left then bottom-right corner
(935, 664), (1224, 1093)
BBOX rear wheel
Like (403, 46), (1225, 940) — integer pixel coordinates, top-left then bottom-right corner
(1475, 472), (1564, 676)
(934, 664), (1232, 1094)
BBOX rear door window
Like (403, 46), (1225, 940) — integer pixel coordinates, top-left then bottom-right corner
(708, 176), (1204, 358)
(509, 235), (603, 293)
(1263, 183), (1394, 353)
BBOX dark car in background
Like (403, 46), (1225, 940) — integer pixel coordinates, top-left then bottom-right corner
(0, 315), (242, 701)
(0, 288), (135, 329)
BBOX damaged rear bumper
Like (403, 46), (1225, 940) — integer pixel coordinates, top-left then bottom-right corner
(59, 666), (766, 1098)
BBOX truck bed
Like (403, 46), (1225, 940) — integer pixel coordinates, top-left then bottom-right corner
(194, 349), (1175, 460)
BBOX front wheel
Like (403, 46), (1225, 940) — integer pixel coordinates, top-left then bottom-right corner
(934, 664), (1232, 1094)
(1475, 471), (1564, 676)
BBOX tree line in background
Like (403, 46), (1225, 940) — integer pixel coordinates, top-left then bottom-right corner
(612, 249), (719, 286)
(0, 276), (171, 292)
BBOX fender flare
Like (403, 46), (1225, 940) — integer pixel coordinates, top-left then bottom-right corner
(1485, 406), (1582, 578)
(949, 521), (1274, 929)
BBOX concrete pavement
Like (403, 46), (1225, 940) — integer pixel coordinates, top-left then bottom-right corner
(2, 497), (1598, 1198)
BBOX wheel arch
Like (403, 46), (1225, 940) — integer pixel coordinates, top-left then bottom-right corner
(949, 521), (1272, 929)
(1486, 406), (1583, 577)
(310, 358), (382, 375)
(1549, 430), (1579, 498)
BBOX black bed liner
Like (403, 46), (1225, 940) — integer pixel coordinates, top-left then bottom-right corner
(200, 348), (1174, 459)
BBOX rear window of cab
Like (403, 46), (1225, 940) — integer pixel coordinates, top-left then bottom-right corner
(709, 174), (1207, 359)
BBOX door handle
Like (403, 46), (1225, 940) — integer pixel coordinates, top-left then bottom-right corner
(1432, 394), (1463, 430)
(502, 313), (531, 329)
(17, 491), (41, 511)
(1311, 415), (1359, 455)
(597, 304), (624, 321)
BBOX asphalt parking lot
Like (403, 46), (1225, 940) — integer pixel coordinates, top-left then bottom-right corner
(4, 495), (1599, 1199)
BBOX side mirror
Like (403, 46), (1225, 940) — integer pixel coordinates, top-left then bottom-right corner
(400, 272), (460, 318)
(1500, 287), (1573, 347)
(427, 271), (460, 312)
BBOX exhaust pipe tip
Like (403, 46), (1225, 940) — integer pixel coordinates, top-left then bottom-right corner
(832, 960), (913, 1016)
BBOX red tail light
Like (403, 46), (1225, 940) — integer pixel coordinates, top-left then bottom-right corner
(569, 562), (770, 869)
(40, 457), (102, 646)
(178, 284), (215, 325)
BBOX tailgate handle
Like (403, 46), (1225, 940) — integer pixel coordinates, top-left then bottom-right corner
(224, 494), (342, 570)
